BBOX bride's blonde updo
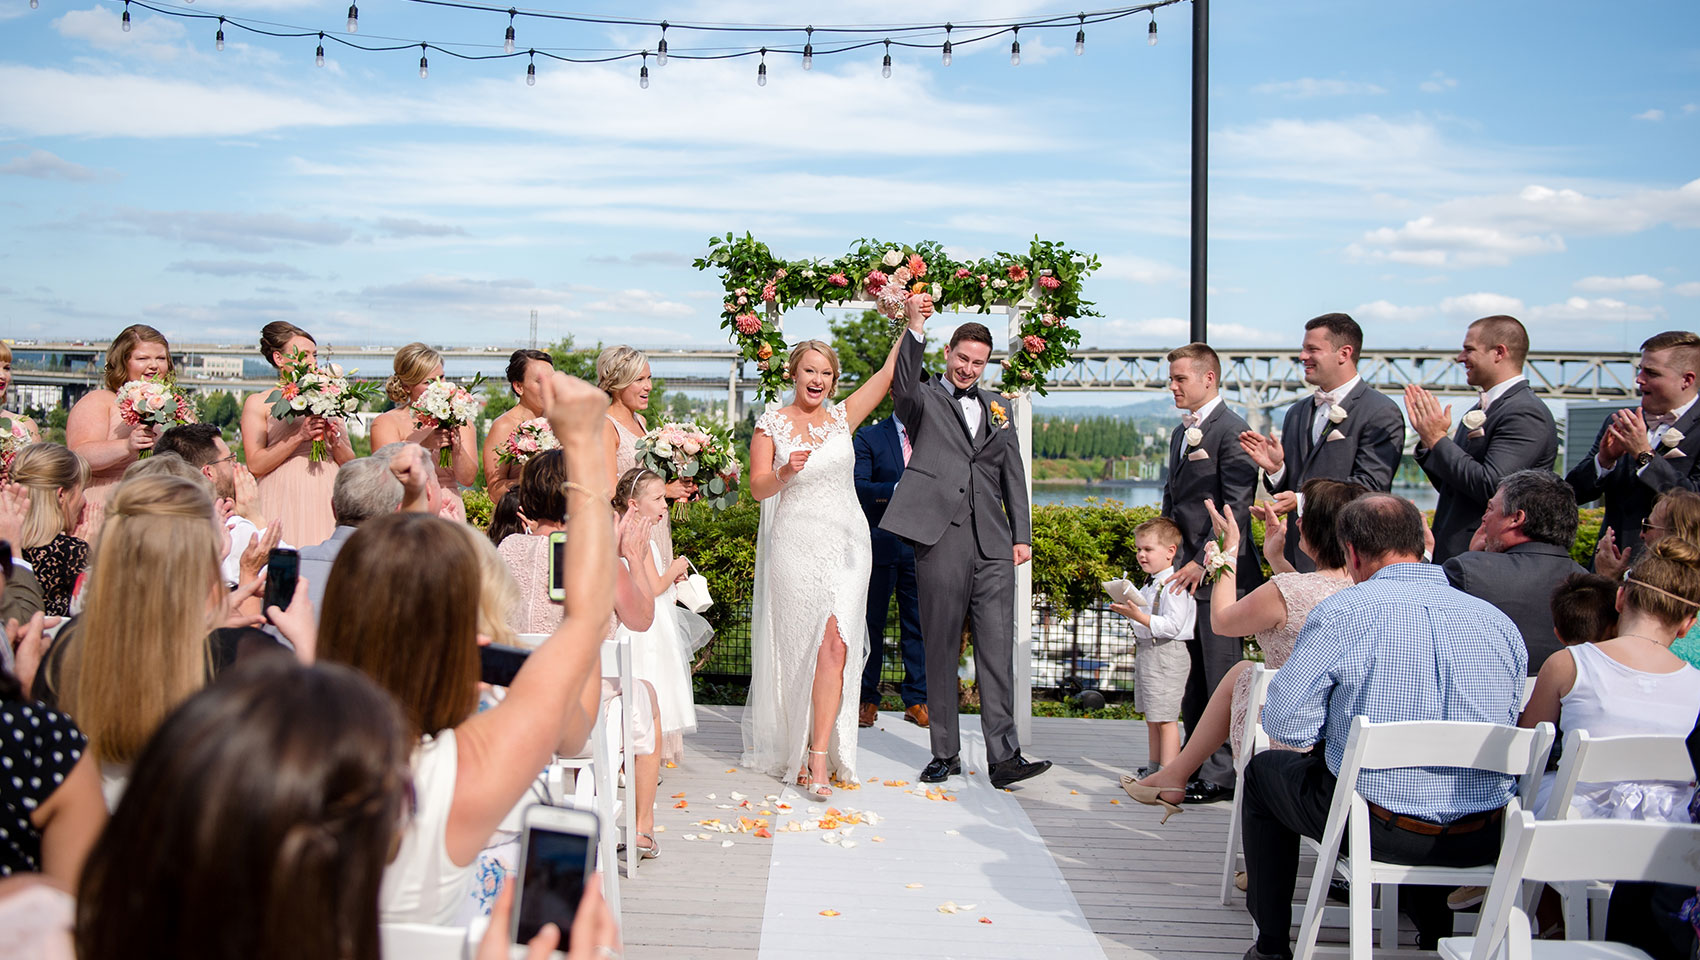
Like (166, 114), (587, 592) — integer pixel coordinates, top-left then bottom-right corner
(787, 340), (840, 397)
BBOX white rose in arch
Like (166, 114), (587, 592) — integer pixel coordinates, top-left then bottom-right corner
(1185, 427), (1204, 447)
(1664, 428), (1686, 448)
(1327, 403), (1348, 423)
(1462, 410), (1487, 431)
(882, 249), (903, 267)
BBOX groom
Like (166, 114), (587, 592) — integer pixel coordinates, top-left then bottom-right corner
(881, 296), (1050, 789)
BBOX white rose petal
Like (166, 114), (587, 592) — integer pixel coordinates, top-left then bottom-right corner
(992, 278), (1009, 289)
(1327, 403), (1348, 423)
(882, 249), (903, 267)
(1185, 427), (1204, 447)
(1461, 410), (1487, 430)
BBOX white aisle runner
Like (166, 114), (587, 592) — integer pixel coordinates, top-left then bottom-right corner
(756, 717), (1109, 960)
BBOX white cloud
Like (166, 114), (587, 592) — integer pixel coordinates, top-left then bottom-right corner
(53, 5), (191, 62)
(1672, 282), (1700, 297)
(1686, 104), (1699, 115)
(167, 259), (311, 280)
(1439, 293), (1526, 316)
(1080, 316), (1287, 347)
(1098, 254), (1187, 286)
(1353, 300), (1434, 323)
(1574, 274), (1663, 293)
(1526, 296), (1663, 325)
(0, 149), (108, 182)
(1251, 78), (1387, 99)
(1214, 114), (1546, 192)
(1419, 71), (1458, 93)
(1635, 109), (1666, 122)
(111, 208), (353, 253)
(1353, 217), (1564, 267)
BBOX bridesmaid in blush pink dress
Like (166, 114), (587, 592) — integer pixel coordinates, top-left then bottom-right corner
(369, 343), (478, 493)
(241, 322), (355, 547)
(598, 345), (697, 564)
(66, 324), (175, 508)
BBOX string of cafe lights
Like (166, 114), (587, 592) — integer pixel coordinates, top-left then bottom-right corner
(53, 0), (1181, 86)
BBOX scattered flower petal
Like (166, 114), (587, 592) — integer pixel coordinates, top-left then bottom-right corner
(945, 829), (960, 836)
(906, 883), (924, 889)
(1111, 799), (1121, 805)
(978, 917), (993, 924)
(819, 910), (840, 917)
(1070, 790), (1080, 795)
(872, 836), (886, 843)
(671, 792), (686, 799)
(673, 801), (688, 809)
(721, 840), (734, 848)
(706, 794), (717, 800)
(841, 840), (858, 849)
(665, 761), (677, 769)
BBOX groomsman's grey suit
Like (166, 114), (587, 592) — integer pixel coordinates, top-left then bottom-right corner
(1268, 382), (1406, 571)
(881, 330), (1032, 769)
(1566, 401), (1700, 564)
(1163, 398), (1266, 789)
(1415, 379), (1557, 564)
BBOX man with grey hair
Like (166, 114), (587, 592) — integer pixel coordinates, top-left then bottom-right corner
(298, 447), (418, 619)
(1441, 469), (1586, 672)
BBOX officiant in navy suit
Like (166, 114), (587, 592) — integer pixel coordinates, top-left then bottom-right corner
(1160, 343), (1265, 804)
(853, 415), (929, 730)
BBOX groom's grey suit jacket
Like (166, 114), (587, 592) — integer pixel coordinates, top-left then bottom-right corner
(879, 331), (1031, 557)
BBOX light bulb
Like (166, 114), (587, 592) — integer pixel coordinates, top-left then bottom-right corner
(418, 45), (428, 79)
(1148, 18), (1157, 45)
(640, 63), (649, 89)
(942, 24), (952, 66)
(345, 3), (357, 34)
(757, 62), (767, 86)
(504, 24), (515, 54)
(526, 60), (535, 85)
(802, 43), (812, 70)
(1075, 21), (1085, 56)
(315, 41), (325, 66)
(121, 7), (130, 31)
(1010, 39), (1020, 66)
(216, 26), (224, 50)
(882, 40), (891, 78)
(656, 22), (668, 66)
(29, 0), (38, 9)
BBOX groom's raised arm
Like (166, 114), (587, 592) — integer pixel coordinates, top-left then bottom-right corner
(891, 324), (928, 428)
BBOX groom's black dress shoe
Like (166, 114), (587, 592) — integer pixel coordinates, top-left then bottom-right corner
(920, 755), (962, 783)
(988, 753), (1051, 789)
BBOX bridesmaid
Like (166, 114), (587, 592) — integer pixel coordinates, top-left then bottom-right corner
(66, 324), (173, 508)
(0, 342), (42, 449)
(370, 343), (477, 492)
(480, 348), (554, 504)
(241, 322), (355, 547)
(598, 345), (697, 508)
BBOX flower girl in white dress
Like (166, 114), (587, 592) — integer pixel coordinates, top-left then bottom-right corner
(613, 467), (710, 749)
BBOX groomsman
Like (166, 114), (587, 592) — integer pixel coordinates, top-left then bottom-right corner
(1567, 330), (1700, 565)
(853, 415), (928, 729)
(1160, 343), (1265, 803)
(1239, 313), (1406, 572)
(1404, 315), (1557, 564)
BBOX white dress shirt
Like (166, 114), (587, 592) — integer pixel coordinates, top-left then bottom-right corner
(1476, 374), (1527, 413)
(1267, 375), (1361, 489)
(1179, 394), (1223, 429)
(1129, 566), (1197, 642)
(909, 329), (982, 436)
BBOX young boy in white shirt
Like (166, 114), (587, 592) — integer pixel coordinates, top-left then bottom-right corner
(1109, 517), (1197, 774)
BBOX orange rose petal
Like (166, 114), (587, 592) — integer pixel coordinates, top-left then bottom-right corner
(726, 768), (737, 773)
(978, 917), (993, 924)
(665, 761), (677, 769)
(1070, 789), (1080, 795)
(671, 792), (686, 799)
(819, 910), (840, 917)
(673, 800), (689, 809)
(1110, 799), (1121, 804)
(754, 827), (772, 839)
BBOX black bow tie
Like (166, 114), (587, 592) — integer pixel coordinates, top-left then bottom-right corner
(952, 383), (980, 401)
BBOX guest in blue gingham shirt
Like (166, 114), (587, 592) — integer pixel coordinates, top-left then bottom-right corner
(1263, 561), (1528, 822)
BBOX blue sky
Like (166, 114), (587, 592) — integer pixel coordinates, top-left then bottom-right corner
(1, 0), (1697, 390)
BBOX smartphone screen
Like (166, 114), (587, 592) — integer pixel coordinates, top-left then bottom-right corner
(547, 531), (567, 601)
(262, 548), (299, 614)
(514, 825), (594, 942)
(479, 643), (530, 687)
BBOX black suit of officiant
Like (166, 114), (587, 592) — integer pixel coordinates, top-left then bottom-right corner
(880, 331), (1031, 766)
(1268, 381), (1405, 571)
(1415, 380), (1556, 564)
(1163, 399), (1265, 790)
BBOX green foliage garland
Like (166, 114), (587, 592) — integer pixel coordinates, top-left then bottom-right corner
(694, 234), (1099, 401)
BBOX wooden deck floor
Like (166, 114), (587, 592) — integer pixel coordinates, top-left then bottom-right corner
(618, 707), (1269, 960)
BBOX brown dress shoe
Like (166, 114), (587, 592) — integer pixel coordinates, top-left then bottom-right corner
(858, 703), (877, 728)
(904, 704), (929, 728)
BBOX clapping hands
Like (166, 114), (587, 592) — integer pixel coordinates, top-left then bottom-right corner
(1238, 430), (1284, 475)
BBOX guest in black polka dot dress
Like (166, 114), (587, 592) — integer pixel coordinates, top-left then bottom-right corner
(0, 658), (106, 886)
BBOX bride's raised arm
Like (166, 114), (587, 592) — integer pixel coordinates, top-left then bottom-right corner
(844, 294), (931, 429)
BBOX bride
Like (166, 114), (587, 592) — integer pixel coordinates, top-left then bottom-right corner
(743, 296), (930, 796)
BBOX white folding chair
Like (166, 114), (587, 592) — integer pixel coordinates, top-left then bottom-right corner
(1293, 718), (1556, 960)
(1221, 663), (1276, 904)
(1439, 809), (1700, 960)
(1542, 729), (1696, 939)
(547, 635), (640, 896)
(380, 922), (468, 960)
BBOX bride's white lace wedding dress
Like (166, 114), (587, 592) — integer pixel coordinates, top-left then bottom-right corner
(742, 401), (871, 784)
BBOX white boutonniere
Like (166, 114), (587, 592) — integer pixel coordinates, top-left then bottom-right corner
(1184, 427), (1204, 447)
(1326, 403), (1348, 424)
(1663, 427), (1685, 449)
(1462, 410), (1487, 431)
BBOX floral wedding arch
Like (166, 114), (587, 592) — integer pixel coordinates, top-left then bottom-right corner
(693, 234), (1100, 402)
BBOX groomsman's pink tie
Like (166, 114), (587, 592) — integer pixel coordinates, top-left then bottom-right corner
(900, 428), (912, 465)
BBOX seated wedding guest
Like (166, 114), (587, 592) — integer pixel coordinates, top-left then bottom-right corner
(0, 578), (105, 888)
(298, 455), (405, 619)
(486, 489), (524, 547)
(1520, 537), (1700, 820)
(374, 439), (463, 520)
(315, 372), (618, 925)
(1442, 470), (1587, 672)
(34, 475), (310, 806)
(482, 348), (556, 503)
(1551, 573), (1620, 647)
(11, 444), (90, 617)
(65, 324), (174, 508)
(1598, 489), (1700, 667)
(117, 453), (283, 601)
(157, 423), (279, 582)
(73, 657), (608, 960)
(370, 342), (477, 491)
(1108, 518), (1195, 790)
(1122, 479), (1365, 819)
(0, 342), (41, 449)
(240, 322), (355, 548)
(1241, 494), (1527, 957)
(0, 483), (46, 624)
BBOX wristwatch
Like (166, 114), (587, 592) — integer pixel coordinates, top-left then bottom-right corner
(1634, 450), (1655, 470)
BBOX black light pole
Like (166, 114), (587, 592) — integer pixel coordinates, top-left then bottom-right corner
(1189, 0), (1209, 344)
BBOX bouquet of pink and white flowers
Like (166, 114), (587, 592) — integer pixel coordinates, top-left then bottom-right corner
(497, 417), (559, 466)
(0, 418), (31, 479)
(411, 378), (484, 468)
(265, 351), (380, 462)
(633, 420), (741, 514)
(116, 375), (195, 457)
